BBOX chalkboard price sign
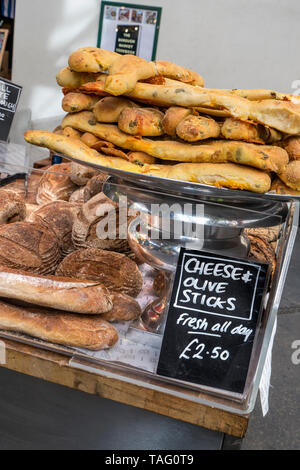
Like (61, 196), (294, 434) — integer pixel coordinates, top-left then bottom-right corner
(157, 248), (270, 394)
(0, 77), (22, 142)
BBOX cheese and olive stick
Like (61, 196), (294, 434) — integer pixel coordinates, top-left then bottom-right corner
(61, 111), (288, 172)
(24, 130), (271, 193)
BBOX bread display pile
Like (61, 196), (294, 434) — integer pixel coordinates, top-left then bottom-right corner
(0, 167), (145, 350)
(23, 47), (300, 195)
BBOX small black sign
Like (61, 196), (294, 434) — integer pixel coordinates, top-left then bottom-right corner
(157, 248), (270, 394)
(114, 24), (139, 55)
(0, 78), (22, 142)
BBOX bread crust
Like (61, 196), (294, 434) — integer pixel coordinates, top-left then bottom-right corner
(0, 267), (113, 314)
(0, 299), (118, 350)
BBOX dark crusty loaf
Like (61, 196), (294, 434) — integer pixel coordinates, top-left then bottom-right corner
(0, 222), (61, 274)
(100, 292), (141, 321)
(55, 247), (143, 297)
(0, 299), (118, 350)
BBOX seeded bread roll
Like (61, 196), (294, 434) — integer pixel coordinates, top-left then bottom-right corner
(0, 299), (118, 350)
(0, 267), (113, 314)
(56, 248), (143, 297)
(0, 222), (61, 274)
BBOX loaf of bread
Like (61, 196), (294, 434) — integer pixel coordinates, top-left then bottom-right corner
(0, 267), (113, 314)
(56, 248), (143, 297)
(0, 222), (61, 274)
(28, 201), (80, 256)
(0, 300), (118, 350)
(100, 292), (141, 321)
(69, 161), (100, 185)
(37, 163), (77, 204)
(72, 192), (132, 253)
(0, 189), (26, 224)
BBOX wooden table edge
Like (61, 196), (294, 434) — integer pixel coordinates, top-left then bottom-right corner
(0, 338), (249, 438)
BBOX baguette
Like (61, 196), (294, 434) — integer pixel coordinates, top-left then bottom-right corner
(61, 112), (288, 172)
(24, 131), (271, 193)
(0, 300), (118, 350)
(0, 267), (113, 314)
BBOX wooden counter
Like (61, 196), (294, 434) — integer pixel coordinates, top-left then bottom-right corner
(0, 338), (249, 439)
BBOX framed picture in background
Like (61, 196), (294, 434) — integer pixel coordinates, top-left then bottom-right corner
(97, 2), (162, 61)
(0, 29), (9, 71)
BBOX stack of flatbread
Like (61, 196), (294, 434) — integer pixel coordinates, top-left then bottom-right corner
(24, 47), (300, 194)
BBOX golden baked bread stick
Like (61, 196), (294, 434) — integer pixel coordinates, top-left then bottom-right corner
(176, 115), (220, 141)
(162, 106), (193, 136)
(24, 131), (271, 193)
(80, 80), (249, 119)
(278, 160), (300, 190)
(118, 107), (164, 136)
(61, 112), (288, 172)
(62, 93), (100, 113)
(56, 66), (107, 89)
(94, 96), (138, 123)
(80, 79), (300, 134)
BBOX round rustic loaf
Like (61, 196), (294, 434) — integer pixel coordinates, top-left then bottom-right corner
(72, 192), (132, 254)
(36, 163), (77, 204)
(0, 189), (26, 224)
(69, 161), (100, 186)
(28, 201), (81, 257)
(55, 248), (143, 297)
(69, 174), (107, 204)
(0, 222), (61, 274)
